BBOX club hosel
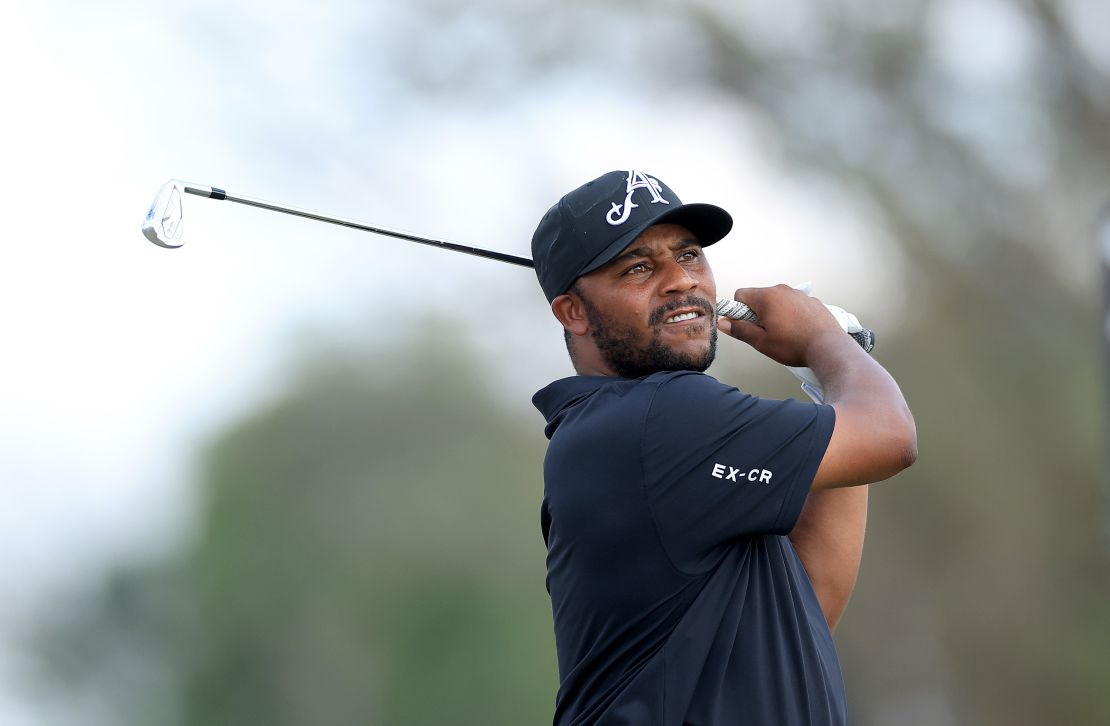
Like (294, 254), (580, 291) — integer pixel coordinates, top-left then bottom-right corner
(182, 183), (225, 200)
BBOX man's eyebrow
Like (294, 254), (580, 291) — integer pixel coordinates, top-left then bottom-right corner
(612, 246), (654, 263)
(611, 239), (702, 265)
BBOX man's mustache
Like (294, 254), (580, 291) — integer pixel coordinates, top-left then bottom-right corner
(648, 296), (716, 326)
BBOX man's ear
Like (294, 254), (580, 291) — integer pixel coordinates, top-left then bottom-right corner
(551, 292), (589, 337)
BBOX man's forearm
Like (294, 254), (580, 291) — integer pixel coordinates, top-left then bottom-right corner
(807, 331), (917, 488)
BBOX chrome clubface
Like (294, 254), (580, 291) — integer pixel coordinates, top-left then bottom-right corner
(142, 180), (185, 248)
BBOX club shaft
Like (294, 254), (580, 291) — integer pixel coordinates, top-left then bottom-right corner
(174, 182), (873, 350)
(182, 185), (535, 268)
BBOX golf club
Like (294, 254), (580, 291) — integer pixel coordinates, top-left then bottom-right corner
(142, 179), (875, 352)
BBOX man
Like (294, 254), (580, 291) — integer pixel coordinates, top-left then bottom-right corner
(530, 170), (917, 725)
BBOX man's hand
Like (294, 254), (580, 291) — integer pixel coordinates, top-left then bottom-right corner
(717, 284), (917, 489)
(716, 285), (856, 368)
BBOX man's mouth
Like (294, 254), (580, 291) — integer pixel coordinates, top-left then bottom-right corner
(652, 296), (715, 326)
(665, 311), (703, 324)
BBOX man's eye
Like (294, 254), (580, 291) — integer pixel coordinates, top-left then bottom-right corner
(625, 263), (648, 275)
(678, 250), (700, 262)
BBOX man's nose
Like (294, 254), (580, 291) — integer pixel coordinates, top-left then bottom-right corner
(660, 260), (698, 295)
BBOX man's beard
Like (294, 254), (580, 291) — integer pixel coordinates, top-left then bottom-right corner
(581, 294), (718, 379)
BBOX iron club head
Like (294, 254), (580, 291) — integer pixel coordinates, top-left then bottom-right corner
(142, 179), (186, 248)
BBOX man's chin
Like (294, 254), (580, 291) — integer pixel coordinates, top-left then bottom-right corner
(653, 339), (717, 374)
(589, 316), (717, 378)
(664, 328), (717, 369)
(599, 343), (714, 378)
(675, 349), (715, 373)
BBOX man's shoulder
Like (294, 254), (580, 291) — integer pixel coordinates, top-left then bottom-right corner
(533, 371), (748, 423)
(536, 371), (739, 408)
(532, 375), (635, 418)
(641, 370), (746, 409)
(536, 371), (729, 406)
(641, 370), (728, 390)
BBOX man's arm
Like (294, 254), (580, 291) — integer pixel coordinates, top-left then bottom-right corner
(788, 485), (867, 631)
(718, 285), (917, 489)
(718, 285), (916, 628)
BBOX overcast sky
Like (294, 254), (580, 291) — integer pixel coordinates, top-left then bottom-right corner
(0, 1), (915, 722)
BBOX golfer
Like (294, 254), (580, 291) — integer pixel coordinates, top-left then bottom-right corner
(530, 170), (917, 725)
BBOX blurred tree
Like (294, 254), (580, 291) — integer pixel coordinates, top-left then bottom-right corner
(32, 329), (559, 726)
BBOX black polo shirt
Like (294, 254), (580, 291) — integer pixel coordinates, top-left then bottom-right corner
(533, 370), (843, 725)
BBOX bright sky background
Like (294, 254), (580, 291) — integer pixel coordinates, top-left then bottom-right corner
(0, 1), (916, 722)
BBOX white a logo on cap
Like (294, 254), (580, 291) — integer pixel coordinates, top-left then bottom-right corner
(606, 170), (669, 226)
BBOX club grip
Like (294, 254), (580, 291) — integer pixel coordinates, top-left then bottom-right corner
(714, 298), (876, 353)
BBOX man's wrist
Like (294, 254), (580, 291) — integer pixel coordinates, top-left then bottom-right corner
(803, 330), (869, 389)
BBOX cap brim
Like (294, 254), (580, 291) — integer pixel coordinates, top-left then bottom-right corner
(577, 202), (733, 279)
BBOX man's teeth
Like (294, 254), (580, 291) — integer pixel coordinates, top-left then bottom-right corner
(666, 311), (701, 323)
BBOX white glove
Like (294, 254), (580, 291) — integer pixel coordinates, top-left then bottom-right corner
(785, 287), (864, 404)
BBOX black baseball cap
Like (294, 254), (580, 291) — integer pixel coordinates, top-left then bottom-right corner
(531, 170), (733, 302)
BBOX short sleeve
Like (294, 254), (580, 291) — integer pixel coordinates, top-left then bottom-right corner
(640, 371), (834, 573)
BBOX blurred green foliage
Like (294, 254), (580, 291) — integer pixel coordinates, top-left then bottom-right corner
(34, 332), (559, 725)
(185, 338), (558, 725)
